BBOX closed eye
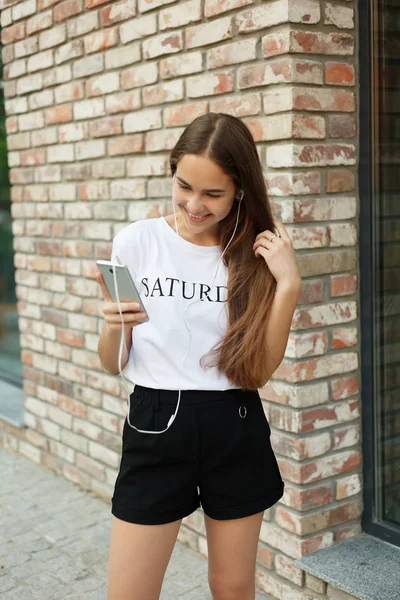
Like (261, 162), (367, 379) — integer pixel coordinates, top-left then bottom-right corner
(178, 182), (221, 198)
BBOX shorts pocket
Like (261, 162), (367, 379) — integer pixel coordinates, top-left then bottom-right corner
(123, 394), (156, 441)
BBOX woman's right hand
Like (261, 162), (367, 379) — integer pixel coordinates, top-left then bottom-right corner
(95, 271), (148, 331)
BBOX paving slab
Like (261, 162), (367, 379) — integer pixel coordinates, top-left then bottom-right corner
(0, 448), (269, 599)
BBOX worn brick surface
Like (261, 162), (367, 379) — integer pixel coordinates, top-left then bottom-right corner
(0, 0), (361, 598)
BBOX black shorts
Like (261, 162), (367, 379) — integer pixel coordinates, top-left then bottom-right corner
(111, 385), (285, 525)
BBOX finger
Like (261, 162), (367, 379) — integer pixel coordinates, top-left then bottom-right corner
(255, 230), (276, 243)
(103, 302), (141, 314)
(273, 219), (288, 240)
(253, 238), (273, 252)
(105, 312), (147, 323)
(96, 271), (113, 302)
(108, 319), (146, 331)
(255, 246), (269, 261)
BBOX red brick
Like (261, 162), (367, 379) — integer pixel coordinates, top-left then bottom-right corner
(46, 105), (73, 125)
(331, 375), (359, 400)
(1, 22), (25, 45)
(144, 32), (183, 59)
(326, 62), (355, 85)
(63, 241), (92, 258)
(327, 114), (356, 138)
(298, 280), (324, 304)
(100, 0), (137, 25)
(89, 116), (123, 138)
(186, 71), (235, 98)
(279, 450), (361, 485)
(143, 81), (184, 106)
(210, 93), (261, 117)
(164, 101), (208, 127)
(283, 484), (333, 511)
(38, 0), (60, 9)
(325, 3), (354, 30)
(275, 352), (358, 383)
(84, 28), (118, 53)
(333, 424), (360, 451)
(58, 394), (87, 417)
(335, 524), (362, 541)
(330, 273), (357, 297)
(293, 87), (355, 112)
(37, 241), (64, 256)
(42, 308), (68, 327)
(256, 546), (274, 570)
(332, 327), (358, 349)
(205, 0), (253, 17)
(106, 91), (142, 114)
(326, 169), (355, 193)
(297, 143), (356, 166)
(266, 172), (321, 197)
(27, 11), (53, 36)
(145, 129), (182, 152)
(54, 0), (82, 22)
(2, 45), (14, 65)
(291, 30), (354, 56)
(85, 0), (109, 7)
(238, 60), (291, 89)
(276, 500), (362, 535)
(6, 117), (18, 134)
(108, 134), (144, 156)
(262, 29), (355, 58)
(275, 554), (303, 586)
(207, 39), (256, 69)
(21, 150), (46, 166)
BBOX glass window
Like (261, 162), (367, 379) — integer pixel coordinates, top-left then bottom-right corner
(362, 0), (400, 543)
(0, 37), (22, 386)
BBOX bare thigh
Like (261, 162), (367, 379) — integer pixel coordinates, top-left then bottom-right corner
(205, 512), (264, 600)
(107, 515), (182, 600)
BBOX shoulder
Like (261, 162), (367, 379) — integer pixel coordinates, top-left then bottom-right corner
(113, 217), (162, 247)
(111, 218), (163, 270)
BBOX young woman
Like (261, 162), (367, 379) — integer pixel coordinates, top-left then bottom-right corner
(96, 113), (302, 600)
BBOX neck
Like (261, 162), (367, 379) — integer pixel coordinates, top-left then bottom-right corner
(174, 212), (220, 247)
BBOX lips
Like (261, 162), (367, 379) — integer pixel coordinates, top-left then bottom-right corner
(183, 206), (212, 222)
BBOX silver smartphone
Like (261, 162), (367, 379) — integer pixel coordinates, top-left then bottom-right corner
(96, 260), (149, 322)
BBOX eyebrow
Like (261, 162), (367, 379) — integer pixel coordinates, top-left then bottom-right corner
(176, 176), (225, 193)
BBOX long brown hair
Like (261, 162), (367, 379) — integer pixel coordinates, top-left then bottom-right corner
(169, 113), (277, 390)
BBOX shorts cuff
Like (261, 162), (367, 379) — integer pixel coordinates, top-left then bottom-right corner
(111, 500), (201, 525)
(202, 482), (285, 521)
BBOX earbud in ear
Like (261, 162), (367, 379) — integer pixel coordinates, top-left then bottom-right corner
(236, 190), (244, 201)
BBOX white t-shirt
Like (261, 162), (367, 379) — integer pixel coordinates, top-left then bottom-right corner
(111, 216), (240, 391)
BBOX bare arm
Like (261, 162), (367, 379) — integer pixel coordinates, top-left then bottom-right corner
(98, 322), (133, 376)
(264, 280), (302, 377)
(95, 271), (147, 376)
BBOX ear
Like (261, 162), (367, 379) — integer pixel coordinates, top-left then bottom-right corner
(236, 190), (244, 201)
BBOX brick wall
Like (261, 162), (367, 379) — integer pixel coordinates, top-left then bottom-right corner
(0, 0), (360, 597)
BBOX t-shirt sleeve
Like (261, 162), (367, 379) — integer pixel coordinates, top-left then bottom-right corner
(110, 222), (143, 284)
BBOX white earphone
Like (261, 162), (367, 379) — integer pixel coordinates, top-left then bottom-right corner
(113, 173), (244, 434)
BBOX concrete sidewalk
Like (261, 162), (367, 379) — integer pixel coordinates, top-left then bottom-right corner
(0, 448), (269, 599)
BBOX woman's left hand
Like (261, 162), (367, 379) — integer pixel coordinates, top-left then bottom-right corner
(252, 219), (301, 287)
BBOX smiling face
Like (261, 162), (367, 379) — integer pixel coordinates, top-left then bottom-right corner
(172, 154), (238, 245)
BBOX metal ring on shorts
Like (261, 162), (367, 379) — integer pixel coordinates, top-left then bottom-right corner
(238, 405), (247, 418)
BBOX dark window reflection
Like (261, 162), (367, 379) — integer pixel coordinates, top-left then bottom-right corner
(0, 35), (21, 385)
(372, 0), (400, 527)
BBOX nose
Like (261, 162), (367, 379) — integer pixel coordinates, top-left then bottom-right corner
(185, 193), (206, 213)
